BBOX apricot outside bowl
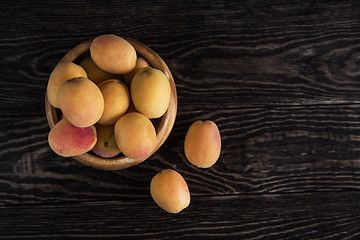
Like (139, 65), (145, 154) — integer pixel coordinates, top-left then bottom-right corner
(45, 38), (177, 170)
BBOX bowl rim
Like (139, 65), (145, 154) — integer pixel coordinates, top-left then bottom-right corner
(45, 38), (177, 170)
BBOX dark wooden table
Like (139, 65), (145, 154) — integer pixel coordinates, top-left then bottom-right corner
(1, 0), (360, 239)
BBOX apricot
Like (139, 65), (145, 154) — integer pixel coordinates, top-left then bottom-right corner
(131, 67), (171, 119)
(47, 62), (87, 108)
(150, 169), (190, 213)
(58, 77), (104, 128)
(92, 124), (121, 158)
(114, 112), (156, 160)
(123, 57), (150, 86)
(48, 118), (97, 157)
(79, 57), (118, 84)
(90, 34), (136, 74)
(184, 120), (221, 168)
(97, 79), (130, 125)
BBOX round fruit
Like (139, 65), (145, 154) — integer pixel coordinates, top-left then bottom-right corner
(123, 57), (150, 86)
(48, 118), (97, 157)
(131, 67), (171, 119)
(58, 77), (104, 128)
(79, 57), (118, 84)
(114, 112), (156, 160)
(90, 34), (136, 74)
(184, 120), (221, 168)
(98, 79), (130, 125)
(47, 62), (87, 108)
(150, 169), (190, 213)
(92, 124), (121, 158)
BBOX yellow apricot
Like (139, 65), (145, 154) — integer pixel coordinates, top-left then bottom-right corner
(98, 79), (130, 125)
(123, 57), (150, 86)
(47, 62), (87, 108)
(92, 124), (121, 158)
(58, 77), (104, 127)
(79, 57), (118, 84)
(131, 67), (171, 119)
(184, 120), (221, 168)
(90, 34), (136, 74)
(114, 112), (156, 160)
(150, 169), (190, 213)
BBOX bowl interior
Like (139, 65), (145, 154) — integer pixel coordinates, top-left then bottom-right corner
(45, 38), (177, 170)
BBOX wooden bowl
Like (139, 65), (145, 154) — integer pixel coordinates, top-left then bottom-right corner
(45, 38), (177, 170)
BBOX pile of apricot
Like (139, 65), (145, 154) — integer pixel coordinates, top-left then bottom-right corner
(47, 34), (170, 160)
(46, 34), (221, 214)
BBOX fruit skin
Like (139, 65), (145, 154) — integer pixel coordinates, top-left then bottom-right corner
(97, 79), (130, 125)
(47, 62), (87, 108)
(58, 77), (104, 128)
(90, 34), (136, 74)
(184, 120), (221, 168)
(131, 67), (171, 119)
(150, 169), (190, 213)
(48, 118), (97, 157)
(123, 57), (150, 86)
(114, 112), (156, 160)
(92, 124), (121, 158)
(79, 57), (119, 84)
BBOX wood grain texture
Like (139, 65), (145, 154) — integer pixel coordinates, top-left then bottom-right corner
(2, 102), (360, 204)
(1, 192), (360, 239)
(1, 0), (360, 239)
(1, 1), (360, 116)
